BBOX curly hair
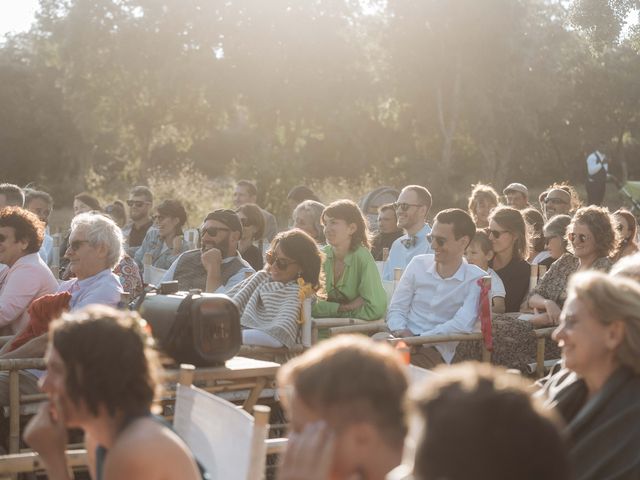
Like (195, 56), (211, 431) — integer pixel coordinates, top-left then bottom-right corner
(467, 184), (500, 225)
(0, 206), (45, 254)
(50, 305), (159, 418)
(547, 181), (582, 213)
(568, 206), (619, 259)
(489, 206), (530, 261)
(321, 199), (370, 250)
(268, 229), (324, 290)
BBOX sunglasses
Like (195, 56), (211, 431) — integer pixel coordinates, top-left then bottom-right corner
(568, 232), (590, 243)
(126, 200), (151, 208)
(266, 251), (297, 270)
(489, 229), (510, 239)
(544, 197), (568, 205)
(200, 226), (230, 237)
(393, 202), (425, 212)
(426, 234), (447, 247)
(68, 240), (90, 251)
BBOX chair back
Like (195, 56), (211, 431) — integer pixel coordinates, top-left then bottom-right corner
(142, 254), (168, 286)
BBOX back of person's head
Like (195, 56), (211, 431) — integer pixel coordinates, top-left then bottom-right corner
(129, 185), (153, 203)
(287, 185), (320, 204)
(50, 305), (158, 418)
(236, 180), (258, 198)
(24, 189), (54, 209)
(104, 200), (127, 227)
(489, 206), (529, 260)
(293, 200), (326, 243)
(544, 214), (572, 251)
(611, 252), (640, 282)
(0, 206), (45, 254)
(278, 335), (408, 449)
(410, 362), (570, 480)
(74, 192), (102, 212)
(156, 199), (188, 233)
(0, 183), (25, 207)
(322, 199), (370, 250)
(269, 229), (323, 289)
(568, 271), (640, 374)
(237, 203), (266, 241)
(523, 207), (545, 254)
(402, 185), (433, 213)
(71, 212), (124, 269)
(568, 205), (618, 259)
(434, 208), (476, 244)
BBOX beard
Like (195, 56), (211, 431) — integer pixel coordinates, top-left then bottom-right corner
(202, 236), (232, 257)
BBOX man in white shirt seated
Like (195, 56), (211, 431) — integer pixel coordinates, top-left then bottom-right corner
(382, 185), (433, 281)
(385, 208), (486, 368)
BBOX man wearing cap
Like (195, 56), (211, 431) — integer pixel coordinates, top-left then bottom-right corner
(543, 188), (572, 220)
(161, 209), (254, 293)
(503, 183), (529, 210)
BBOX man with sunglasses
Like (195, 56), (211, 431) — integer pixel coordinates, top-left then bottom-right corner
(543, 188), (572, 220)
(122, 186), (154, 257)
(161, 209), (254, 293)
(386, 209), (486, 368)
(382, 185), (433, 281)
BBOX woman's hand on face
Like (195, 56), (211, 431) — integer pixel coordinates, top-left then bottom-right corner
(279, 421), (335, 480)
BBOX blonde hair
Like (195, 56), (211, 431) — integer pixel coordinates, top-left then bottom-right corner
(568, 271), (640, 374)
(468, 183), (500, 225)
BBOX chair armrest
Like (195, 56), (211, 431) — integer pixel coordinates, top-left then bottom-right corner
(0, 358), (46, 371)
(0, 336), (13, 347)
(0, 449), (88, 475)
(329, 319), (387, 336)
(534, 327), (555, 339)
(311, 318), (371, 329)
(388, 333), (484, 347)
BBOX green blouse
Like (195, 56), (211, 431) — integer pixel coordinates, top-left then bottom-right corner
(312, 244), (387, 320)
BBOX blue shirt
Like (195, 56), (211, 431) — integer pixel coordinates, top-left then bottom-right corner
(382, 223), (432, 281)
(58, 268), (124, 310)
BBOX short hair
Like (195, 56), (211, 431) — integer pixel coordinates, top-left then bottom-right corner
(278, 335), (408, 448)
(236, 203), (266, 241)
(50, 305), (158, 418)
(293, 200), (326, 243)
(402, 185), (432, 212)
(0, 183), (25, 207)
(467, 184), (500, 224)
(378, 203), (397, 215)
(469, 229), (492, 255)
(611, 252), (640, 282)
(568, 206), (618, 259)
(434, 208), (476, 243)
(522, 207), (545, 255)
(24, 189), (53, 209)
(321, 199), (370, 250)
(410, 362), (570, 480)
(74, 192), (102, 212)
(156, 199), (188, 234)
(568, 271), (640, 374)
(0, 206), (45, 254)
(543, 214), (572, 251)
(236, 180), (258, 198)
(489, 206), (530, 260)
(269, 229), (323, 289)
(104, 200), (127, 226)
(287, 185), (320, 203)
(71, 212), (124, 269)
(129, 185), (153, 203)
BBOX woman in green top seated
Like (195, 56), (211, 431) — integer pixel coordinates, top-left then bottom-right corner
(312, 199), (387, 320)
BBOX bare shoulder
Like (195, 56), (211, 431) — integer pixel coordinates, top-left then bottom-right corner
(103, 417), (201, 480)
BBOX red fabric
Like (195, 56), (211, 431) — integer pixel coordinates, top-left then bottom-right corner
(477, 278), (493, 351)
(7, 292), (72, 352)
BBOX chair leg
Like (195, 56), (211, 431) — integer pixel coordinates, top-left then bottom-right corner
(9, 371), (19, 455)
(536, 338), (546, 378)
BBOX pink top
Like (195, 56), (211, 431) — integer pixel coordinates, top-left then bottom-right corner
(0, 253), (59, 334)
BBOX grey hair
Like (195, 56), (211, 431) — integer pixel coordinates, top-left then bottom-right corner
(71, 212), (124, 269)
(293, 200), (326, 243)
(543, 214), (572, 239)
(611, 252), (640, 282)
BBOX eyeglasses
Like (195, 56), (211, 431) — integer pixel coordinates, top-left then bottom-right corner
(240, 218), (251, 227)
(265, 251), (297, 270)
(568, 232), (590, 243)
(126, 200), (151, 208)
(68, 240), (90, 251)
(200, 226), (230, 237)
(544, 197), (568, 205)
(393, 202), (425, 212)
(426, 234), (447, 247)
(489, 229), (510, 239)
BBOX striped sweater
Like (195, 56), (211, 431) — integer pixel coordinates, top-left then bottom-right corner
(226, 271), (301, 348)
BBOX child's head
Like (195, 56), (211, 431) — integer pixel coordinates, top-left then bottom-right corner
(465, 230), (494, 270)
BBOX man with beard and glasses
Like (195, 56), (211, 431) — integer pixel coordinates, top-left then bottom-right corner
(162, 209), (254, 293)
(122, 186), (154, 257)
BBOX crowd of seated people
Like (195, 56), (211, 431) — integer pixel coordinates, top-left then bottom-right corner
(0, 176), (639, 479)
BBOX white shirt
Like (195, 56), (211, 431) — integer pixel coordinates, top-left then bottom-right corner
(487, 268), (506, 300)
(586, 150), (608, 177)
(382, 223), (432, 281)
(386, 254), (486, 363)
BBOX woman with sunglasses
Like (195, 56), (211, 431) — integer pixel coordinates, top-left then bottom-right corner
(134, 199), (192, 271)
(312, 200), (387, 320)
(236, 203), (266, 271)
(488, 206), (531, 313)
(612, 208), (639, 262)
(226, 229), (323, 348)
(528, 207), (616, 326)
(536, 272), (640, 480)
(467, 183), (500, 229)
(0, 207), (58, 334)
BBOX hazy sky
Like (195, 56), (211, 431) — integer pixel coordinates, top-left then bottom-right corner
(0, 0), (39, 37)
